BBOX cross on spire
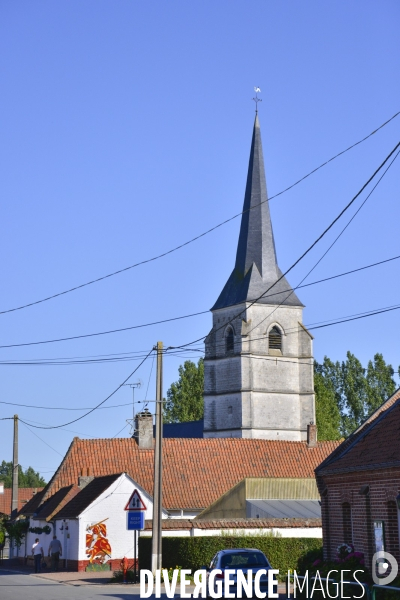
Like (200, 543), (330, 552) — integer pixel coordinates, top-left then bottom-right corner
(253, 86), (262, 113)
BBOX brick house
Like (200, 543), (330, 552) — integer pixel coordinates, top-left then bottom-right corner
(315, 388), (400, 567)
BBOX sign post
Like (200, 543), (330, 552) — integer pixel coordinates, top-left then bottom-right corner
(125, 489), (146, 582)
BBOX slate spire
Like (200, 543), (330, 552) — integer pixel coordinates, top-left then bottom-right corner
(212, 115), (303, 309)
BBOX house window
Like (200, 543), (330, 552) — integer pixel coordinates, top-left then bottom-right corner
(342, 502), (353, 544)
(269, 326), (282, 352)
(226, 327), (234, 353)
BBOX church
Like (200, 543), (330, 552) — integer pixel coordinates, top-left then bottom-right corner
(18, 113), (339, 571)
(167, 112), (315, 441)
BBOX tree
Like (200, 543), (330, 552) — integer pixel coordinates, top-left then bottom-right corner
(315, 351), (398, 438)
(0, 461), (46, 488)
(340, 351), (369, 437)
(164, 358), (204, 423)
(366, 353), (397, 415)
(314, 371), (341, 441)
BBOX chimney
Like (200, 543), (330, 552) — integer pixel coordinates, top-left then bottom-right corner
(135, 409), (153, 449)
(78, 468), (94, 489)
(307, 422), (317, 448)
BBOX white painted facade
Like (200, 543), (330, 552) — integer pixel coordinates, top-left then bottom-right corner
(54, 474), (168, 564)
(25, 519), (54, 558)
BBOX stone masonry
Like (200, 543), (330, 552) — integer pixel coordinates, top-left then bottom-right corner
(204, 114), (315, 439)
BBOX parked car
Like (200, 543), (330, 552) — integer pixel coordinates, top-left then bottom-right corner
(203, 548), (274, 598)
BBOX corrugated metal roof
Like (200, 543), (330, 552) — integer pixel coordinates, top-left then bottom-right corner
(246, 499), (321, 519)
(245, 478), (319, 499)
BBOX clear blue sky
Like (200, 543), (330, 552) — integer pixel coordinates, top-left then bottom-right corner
(0, 1), (399, 482)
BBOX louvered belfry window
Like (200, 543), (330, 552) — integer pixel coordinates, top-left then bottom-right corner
(269, 326), (282, 351)
(226, 327), (234, 353)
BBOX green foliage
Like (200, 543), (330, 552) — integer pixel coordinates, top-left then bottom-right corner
(164, 359), (204, 423)
(29, 525), (51, 535)
(315, 352), (397, 438)
(366, 353), (397, 414)
(314, 372), (341, 440)
(139, 536), (322, 579)
(164, 350), (397, 437)
(1, 517), (29, 548)
(0, 461), (47, 488)
(111, 569), (136, 582)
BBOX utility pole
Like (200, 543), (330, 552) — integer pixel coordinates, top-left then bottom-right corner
(11, 415), (18, 519)
(151, 342), (163, 574)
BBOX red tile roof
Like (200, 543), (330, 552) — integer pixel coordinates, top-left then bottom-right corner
(317, 388), (400, 475)
(0, 487), (44, 516)
(40, 437), (338, 510)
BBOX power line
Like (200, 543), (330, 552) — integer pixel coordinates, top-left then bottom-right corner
(20, 421), (64, 457)
(181, 301), (400, 355)
(0, 400), (134, 411)
(2, 300), (400, 418)
(0, 252), (399, 354)
(17, 348), (154, 429)
(171, 138), (400, 351)
(240, 145), (400, 341)
(0, 311), (208, 350)
(309, 304), (400, 330)
(1, 111), (398, 318)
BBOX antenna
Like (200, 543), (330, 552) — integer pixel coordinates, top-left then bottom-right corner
(123, 381), (141, 436)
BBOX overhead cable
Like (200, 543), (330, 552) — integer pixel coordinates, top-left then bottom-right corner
(0, 252), (399, 352)
(1, 111), (398, 317)
(171, 139), (400, 351)
(17, 348), (154, 429)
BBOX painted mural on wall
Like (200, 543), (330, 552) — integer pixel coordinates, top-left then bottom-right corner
(86, 518), (112, 563)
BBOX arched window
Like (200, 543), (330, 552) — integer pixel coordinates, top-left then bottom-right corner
(225, 327), (234, 353)
(269, 326), (282, 352)
(342, 502), (353, 544)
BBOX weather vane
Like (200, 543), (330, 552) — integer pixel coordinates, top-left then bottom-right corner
(253, 87), (262, 113)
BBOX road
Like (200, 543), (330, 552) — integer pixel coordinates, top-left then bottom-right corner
(0, 570), (143, 600)
(0, 570), (289, 599)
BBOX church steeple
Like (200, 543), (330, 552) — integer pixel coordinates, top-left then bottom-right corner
(204, 111), (315, 441)
(212, 115), (302, 310)
(235, 114), (277, 281)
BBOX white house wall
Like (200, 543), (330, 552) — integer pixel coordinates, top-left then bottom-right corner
(25, 519), (54, 557)
(71, 474), (164, 562)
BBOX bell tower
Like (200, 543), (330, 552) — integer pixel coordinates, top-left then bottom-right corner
(203, 115), (315, 440)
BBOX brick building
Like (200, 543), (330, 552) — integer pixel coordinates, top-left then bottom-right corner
(315, 388), (400, 567)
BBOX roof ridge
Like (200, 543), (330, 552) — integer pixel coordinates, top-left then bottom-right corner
(316, 387), (400, 473)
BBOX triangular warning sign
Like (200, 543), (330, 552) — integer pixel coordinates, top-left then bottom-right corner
(124, 489), (147, 511)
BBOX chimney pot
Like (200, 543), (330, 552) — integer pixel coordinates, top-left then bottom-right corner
(307, 422), (317, 448)
(135, 409), (153, 448)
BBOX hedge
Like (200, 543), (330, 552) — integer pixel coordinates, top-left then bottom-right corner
(138, 536), (322, 577)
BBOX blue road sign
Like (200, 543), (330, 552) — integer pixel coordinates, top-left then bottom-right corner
(127, 511), (145, 530)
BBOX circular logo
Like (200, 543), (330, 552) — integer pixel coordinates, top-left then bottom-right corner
(372, 551), (398, 586)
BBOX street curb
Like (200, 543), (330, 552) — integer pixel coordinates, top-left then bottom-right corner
(0, 568), (30, 575)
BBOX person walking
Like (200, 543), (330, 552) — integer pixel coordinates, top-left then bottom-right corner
(31, 538), (44, 573)
(48, 535), (62, 571)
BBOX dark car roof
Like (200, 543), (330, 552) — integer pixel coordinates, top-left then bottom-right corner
(219, 548), (263, 553)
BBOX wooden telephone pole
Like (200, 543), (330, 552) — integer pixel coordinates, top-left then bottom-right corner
(11, 415), (18, 519)
(151, 342), (163, 574)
